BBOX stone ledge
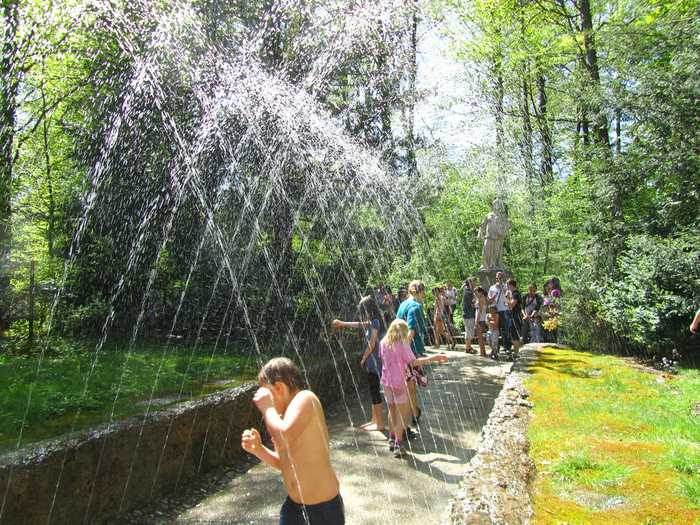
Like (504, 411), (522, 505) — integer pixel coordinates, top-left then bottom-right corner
(443, 345), (541, 525)
(0, 345), (363, 525)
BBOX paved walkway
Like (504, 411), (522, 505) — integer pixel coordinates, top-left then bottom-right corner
(167, 348), (513, 525)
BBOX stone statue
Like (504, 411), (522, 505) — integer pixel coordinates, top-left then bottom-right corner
(477, 199), (510, 271)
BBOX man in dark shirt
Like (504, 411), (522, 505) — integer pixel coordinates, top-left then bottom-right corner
(505, 279), (522, 359)
(521, 283), (543, 346)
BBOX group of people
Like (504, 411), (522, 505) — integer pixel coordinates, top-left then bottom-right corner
(374, 280), (461, 351)
(460, 273), (562, 359)
(242, 279), (447, 524)
(240, 275), (562, 524)
(331, 280), (447, 454)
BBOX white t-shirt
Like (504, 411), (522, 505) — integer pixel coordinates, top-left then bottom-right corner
(445, 287), (457, 306)
(488, 283), (508, 312)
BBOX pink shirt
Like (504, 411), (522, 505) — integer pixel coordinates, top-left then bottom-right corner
(379, 340), (416, 389)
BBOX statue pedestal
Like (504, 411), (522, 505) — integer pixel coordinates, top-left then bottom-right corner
(475, 269), (511, 291)
(475, 270), (498, 291)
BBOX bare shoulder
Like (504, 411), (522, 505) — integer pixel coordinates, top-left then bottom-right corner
(288, 390), (323, 417)
(292, 389), (319, 405)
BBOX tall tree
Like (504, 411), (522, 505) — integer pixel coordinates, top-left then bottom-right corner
(0, 0), (19, 329)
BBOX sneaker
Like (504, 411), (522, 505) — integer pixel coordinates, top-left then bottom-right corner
(394, 442), (407, 457)
(404, 426), (416, 440)
(388, 436), (396, 451)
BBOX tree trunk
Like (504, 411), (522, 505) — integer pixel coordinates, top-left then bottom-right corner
(493, 60), (506, 180)
(405, 0), (418, 178)
(0, 0), (19, 330)
(536, 73), (553, 193)
(521, 75), (534, 187)
(42, 91), (56, 259)
(376, 19), (393, 165)
(579, 0), (609, 147)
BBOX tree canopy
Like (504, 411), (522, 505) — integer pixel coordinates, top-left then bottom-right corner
(1, 0), (697, 361)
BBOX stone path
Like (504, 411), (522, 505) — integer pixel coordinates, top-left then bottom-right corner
(162, 347), (513, 525)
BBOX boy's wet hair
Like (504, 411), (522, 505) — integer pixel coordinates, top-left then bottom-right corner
(258, 357), (308, 392)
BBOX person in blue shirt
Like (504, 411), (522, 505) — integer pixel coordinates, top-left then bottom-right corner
(396, 280), (428, 427)
(332, 296), (386, 431)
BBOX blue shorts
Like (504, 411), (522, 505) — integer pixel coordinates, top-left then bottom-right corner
(279, 493), (345, 525)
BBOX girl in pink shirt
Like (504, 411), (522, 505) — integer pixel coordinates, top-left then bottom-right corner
(379, 319), (447, 457)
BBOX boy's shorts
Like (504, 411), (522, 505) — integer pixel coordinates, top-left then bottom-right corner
(487, 329), (499, 349)
(280, 493), (345, 525)
(462, 317), (475, 340)
(383, 385), (409, 405)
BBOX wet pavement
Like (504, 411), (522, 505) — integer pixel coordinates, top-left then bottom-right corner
(162, 347), (513, 525)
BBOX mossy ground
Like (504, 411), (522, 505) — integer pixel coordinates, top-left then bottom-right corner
(526, 347), (700, 525)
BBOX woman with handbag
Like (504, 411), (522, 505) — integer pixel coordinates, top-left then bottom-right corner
(396, 280), (429, 429)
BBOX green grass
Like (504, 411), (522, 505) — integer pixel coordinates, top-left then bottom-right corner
(526, 347), (700, 524)
(551, 450), (634, 489)
(0, 339), (264, 452)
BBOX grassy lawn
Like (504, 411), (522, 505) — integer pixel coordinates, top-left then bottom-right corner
(526, 347), (700, 525)
(0, 340), (264, 453)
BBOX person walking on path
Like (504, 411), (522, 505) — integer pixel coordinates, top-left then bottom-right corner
(504, 279), (522, 359)
(332, 296), (385, 431)
(241, 358), (345, 524)
(520, 283), (543, 346)
(431, 287), (456, 350)
(461, 278), (477, 353)
(485, 305), (500, 358)
(474, 286), (488, 356)
(444, 280), (459, 334)
(396, 280), (428, 428)
(379, 319), (447, 457)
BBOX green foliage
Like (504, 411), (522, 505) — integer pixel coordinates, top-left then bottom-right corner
(0, 340), (258, 452)
(528, 349), (700, 519)
(678, 475), (700, 506)
(594, 233), (700, 356)
(57, 297), (111, 336)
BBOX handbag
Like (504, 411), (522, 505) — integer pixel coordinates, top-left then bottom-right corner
(413, 365), (428, 387)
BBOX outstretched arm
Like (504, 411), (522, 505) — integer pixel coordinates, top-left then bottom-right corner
(332, 319), (362, 329)
(411, 353), (448, 367)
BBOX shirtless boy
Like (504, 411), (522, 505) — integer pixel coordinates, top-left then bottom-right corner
(485, 304), (500, 358)
(242, 358), (344, 524)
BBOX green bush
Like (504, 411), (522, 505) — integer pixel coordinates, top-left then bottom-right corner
(563, 232), (699, 362)
(57, 297), (111, 336)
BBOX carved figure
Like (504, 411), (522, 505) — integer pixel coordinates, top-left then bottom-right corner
(477, 199), (510, 271)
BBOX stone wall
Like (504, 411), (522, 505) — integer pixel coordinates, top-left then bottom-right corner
(0, 346), (363, 525)
(444, 346), (538, 525)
